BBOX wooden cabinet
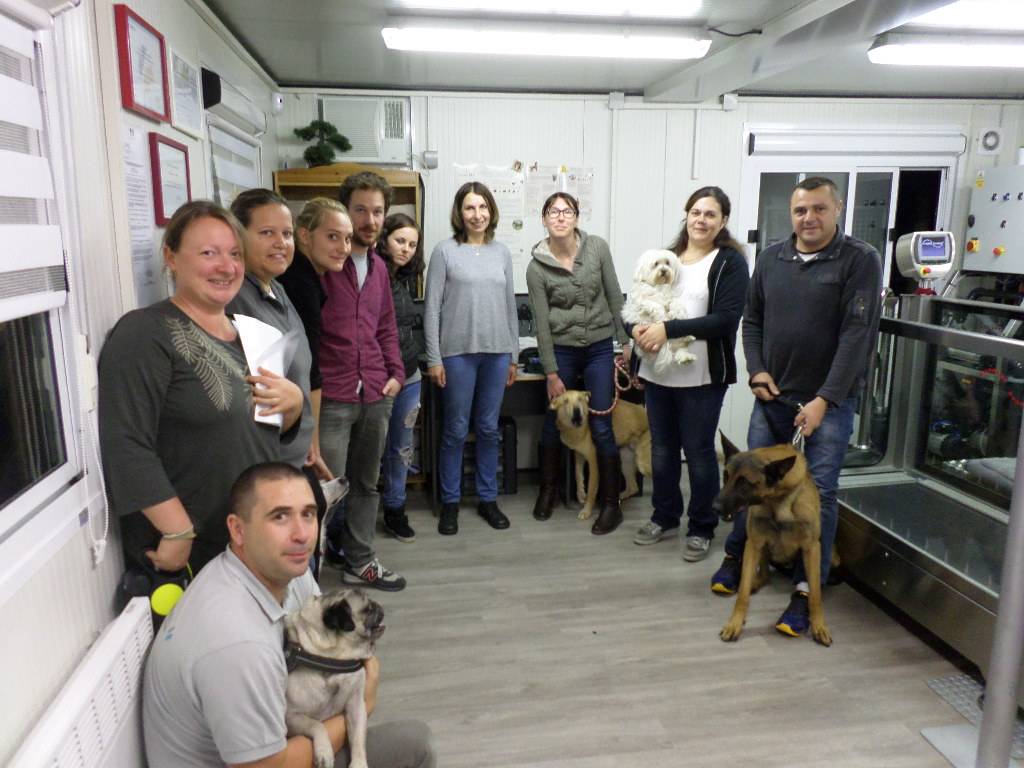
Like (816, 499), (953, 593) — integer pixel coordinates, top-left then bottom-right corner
(273, 162), (422, 225)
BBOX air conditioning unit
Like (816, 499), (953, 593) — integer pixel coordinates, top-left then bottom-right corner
(319, 96), (411, 164)
(201, 68), (267, 137)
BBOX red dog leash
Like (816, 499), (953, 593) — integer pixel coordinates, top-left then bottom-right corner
(587, 356), (644, 416)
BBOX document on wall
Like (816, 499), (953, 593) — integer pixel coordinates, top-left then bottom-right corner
(525, 163), (595, 222)
(122, 124), (164, 306)
(454, 162), (528, 287)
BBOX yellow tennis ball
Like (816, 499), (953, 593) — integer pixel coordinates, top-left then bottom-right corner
(150, 583), (184, 616)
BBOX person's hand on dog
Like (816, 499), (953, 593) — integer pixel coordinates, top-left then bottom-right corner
(795, 396), (827, 437)
(427, 364), (446, 388)
(749, 371), (780, 401)
(635, 322), (667, 353)
(506, 362), (518, 387)
(364, 656), (379, 716)
(546, 373), (566, 400)
(146, 537), (191, 572)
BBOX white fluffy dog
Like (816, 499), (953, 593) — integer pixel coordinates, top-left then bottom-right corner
(622, 249), (696, 373)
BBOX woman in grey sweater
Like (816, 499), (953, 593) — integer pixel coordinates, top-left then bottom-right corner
(526, 192), (629, 534)
(423, 182), (519, 536)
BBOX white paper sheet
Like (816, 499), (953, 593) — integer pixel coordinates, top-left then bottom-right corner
(232, 314), (301, 429)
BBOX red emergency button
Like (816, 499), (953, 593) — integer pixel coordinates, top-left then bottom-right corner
(994, 246), (1006, 256)
(920, 267), (932, 276)
(966, 239), (979, 252)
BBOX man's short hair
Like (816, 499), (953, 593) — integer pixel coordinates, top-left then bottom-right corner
(794, 176), (842, 203)
(229, 462), (307, 521)
(338, 171), (394, 210)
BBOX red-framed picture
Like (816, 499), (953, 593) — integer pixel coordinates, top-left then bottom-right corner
(149, 133), (191, 226)
(114, 4), (170, 122)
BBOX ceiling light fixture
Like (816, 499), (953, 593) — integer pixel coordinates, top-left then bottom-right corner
(390, 0), (703, 19)
(868, 32), (1024, 67)
(909, 0), (1024, 32)
(381, 23), (711, 60)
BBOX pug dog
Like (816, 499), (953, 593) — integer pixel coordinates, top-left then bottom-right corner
(284, 589), (385, 768)
(621, 248), (696, 372)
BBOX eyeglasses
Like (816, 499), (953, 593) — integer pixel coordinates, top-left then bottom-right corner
(546, 208), (577, 220)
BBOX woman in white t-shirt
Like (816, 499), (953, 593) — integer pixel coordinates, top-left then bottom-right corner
(626, 187), (749, 562)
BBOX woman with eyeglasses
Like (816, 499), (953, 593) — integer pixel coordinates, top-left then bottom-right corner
(526, 192), (629, 534)
(423, 181), (519, 536)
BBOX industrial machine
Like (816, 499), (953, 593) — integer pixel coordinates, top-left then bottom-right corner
(836, 164), (1024, 699)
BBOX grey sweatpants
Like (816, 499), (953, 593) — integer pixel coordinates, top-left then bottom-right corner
(333, 720), (435, 768)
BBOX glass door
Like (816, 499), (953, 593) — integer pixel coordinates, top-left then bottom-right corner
(754, 171), (850, 253)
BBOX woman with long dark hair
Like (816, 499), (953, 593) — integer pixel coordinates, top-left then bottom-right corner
(627, 186), (749, 562)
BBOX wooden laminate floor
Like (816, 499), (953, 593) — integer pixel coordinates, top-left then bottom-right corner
(320, 483), (965, 767)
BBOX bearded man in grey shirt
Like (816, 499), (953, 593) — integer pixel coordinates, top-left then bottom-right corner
(143, 462), (434, 768)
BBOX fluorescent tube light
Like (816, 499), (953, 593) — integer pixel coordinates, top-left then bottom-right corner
(868, 32), (1024, 67)
(381, 25), (711, 60)
(391, 0), (702, 18)
(910, 0), (1024, 31)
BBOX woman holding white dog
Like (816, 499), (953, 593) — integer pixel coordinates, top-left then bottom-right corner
(526, 192), (630, 534)
(626, 186), (749, 562)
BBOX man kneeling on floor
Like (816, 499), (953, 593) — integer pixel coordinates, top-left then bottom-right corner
(143, 461), (435, 768)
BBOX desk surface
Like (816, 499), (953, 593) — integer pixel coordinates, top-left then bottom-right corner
(513, 370), (545, 382)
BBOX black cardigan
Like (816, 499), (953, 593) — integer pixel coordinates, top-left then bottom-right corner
(624, 246), (749, 385)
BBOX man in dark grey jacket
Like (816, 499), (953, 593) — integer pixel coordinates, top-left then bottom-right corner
(711, 176), (882, 637)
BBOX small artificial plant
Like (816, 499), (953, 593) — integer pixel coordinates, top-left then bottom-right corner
(293, 119), (352, 167)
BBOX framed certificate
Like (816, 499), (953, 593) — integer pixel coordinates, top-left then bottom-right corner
(169, 48), (202, 138)
(149, 133), (191, 226)
(114, 5), (170, 122)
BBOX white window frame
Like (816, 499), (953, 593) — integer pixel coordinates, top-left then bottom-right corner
(0, 2), (89, 602)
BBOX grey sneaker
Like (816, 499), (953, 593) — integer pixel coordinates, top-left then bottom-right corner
(682, 535), (711, 562)
(633, 521), (680, 546)
(341, 558), (407, 592)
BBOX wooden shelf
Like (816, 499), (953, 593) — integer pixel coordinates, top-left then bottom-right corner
(273, 162), (422, 226)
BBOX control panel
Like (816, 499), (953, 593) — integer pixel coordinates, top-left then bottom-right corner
(894, 231), (955, 284)
(963, 165), (1024, 275)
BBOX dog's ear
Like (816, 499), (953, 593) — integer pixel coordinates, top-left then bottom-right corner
(322, 598), (356, 632)
(720, 431), (740, 461)
(765, 455), (797, 487)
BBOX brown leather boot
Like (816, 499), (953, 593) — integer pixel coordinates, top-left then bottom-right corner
(591, 453), (623, 535)
(532, 443), (564, 521)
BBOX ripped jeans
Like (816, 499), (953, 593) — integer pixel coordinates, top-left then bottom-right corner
(381, 377), (422, 509)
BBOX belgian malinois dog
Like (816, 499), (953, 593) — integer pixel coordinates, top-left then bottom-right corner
(712, 433), (831, 646)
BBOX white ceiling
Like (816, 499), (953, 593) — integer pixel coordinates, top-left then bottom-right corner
(203, 0), (1024, 100)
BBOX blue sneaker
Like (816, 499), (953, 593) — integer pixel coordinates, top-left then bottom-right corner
(775, 591), (810, 637)
(710, 555), (741, 595)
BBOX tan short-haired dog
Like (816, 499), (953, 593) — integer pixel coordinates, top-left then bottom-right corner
(713, 434), (831, 646)
(550, 390), (652, 520)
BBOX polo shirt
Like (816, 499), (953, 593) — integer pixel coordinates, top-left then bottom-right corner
(143, 549), (319, 767)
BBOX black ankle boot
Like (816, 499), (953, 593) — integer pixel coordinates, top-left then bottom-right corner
(591, 454), (623, 535)
(438, 503), (459, 535)
(383, 505), (416, 542)
(533, 443), (564, 521)
(477, 500), (510, 530)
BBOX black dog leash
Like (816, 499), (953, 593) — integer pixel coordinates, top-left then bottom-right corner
(750, 382), (805, 451)
(284, 641), (366, 674)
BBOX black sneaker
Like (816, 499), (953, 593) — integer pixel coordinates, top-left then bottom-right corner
(477, 500), (510, 530)
(383, 506), (416, 543)
(710, 555), (741, 595)
(438, 503), (459, 535)
(775, 590), (810, 637)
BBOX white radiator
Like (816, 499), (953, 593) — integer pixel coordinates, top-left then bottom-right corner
(10, 598), (153, 768)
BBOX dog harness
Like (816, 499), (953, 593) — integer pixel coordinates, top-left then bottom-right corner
(283, 640), (366, 674)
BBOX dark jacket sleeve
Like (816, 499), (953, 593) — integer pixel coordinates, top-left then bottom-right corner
(278, 265), (323, 391)
(376, 267), (404, 382)
(817, 247), (883, 405)
(664, 248), (749, 341)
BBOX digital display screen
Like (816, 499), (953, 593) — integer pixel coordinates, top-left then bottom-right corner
(919, 236), (949, 263)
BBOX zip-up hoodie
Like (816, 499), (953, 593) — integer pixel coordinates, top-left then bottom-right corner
(624, 246), (749, 386)
(526, 230), (629, 375)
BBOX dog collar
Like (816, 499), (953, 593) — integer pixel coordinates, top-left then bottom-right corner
(284, 641), (365, 674)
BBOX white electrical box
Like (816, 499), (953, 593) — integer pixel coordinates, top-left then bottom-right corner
(962, 165), (1024, 275)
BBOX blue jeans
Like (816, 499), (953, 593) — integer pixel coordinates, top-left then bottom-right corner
(540, 338), (618, 457)
(439, 353), (510, 503)
(646, 381), (727, 539)
(381, 379), (422, 509)
(723, 396), (856, 585)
